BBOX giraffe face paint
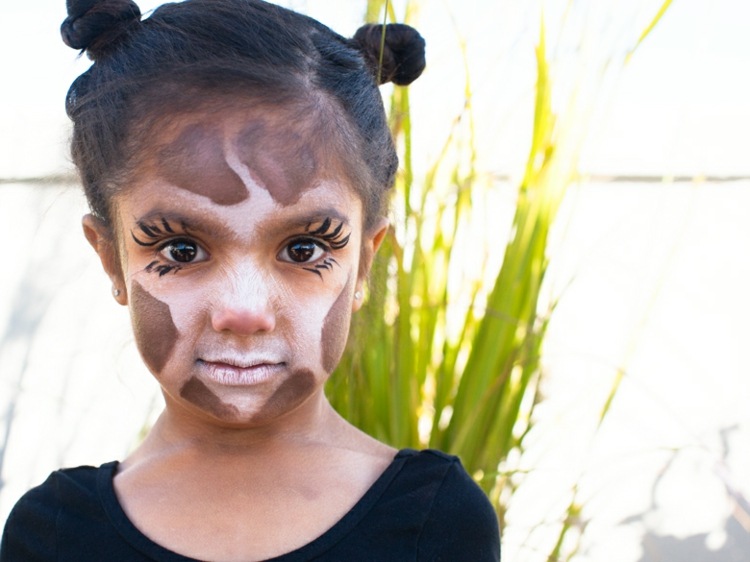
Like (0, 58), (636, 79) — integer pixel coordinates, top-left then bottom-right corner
(321, 275), (354, 373)
(180, 376), (240, 420)
(235, 120), (321, 207)
(131, 280), (179, 373)
(156, 123), (249, 206)
(112, 108), (370, 428)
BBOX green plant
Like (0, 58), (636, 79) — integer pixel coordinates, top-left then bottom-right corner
(328, 0), (674, 553)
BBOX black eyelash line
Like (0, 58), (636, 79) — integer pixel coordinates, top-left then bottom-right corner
(131, 218), (183, 247)
(145, 260), (182, 277)
(303, 257), (339, 279)
(306, 218), (351, 250)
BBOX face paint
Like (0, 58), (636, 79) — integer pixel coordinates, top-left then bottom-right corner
(303, 257), (339, 279)
(307, 217), (351, 249)
(298, 218), (350, 279)
(131, 217), (180, 247)
(131, 281), (179, 373)
(144, 260), (182, 277)
(180, 376), (240, 419)
(235, 121), (319, 207)
(262, 369), (317, 420)
(158, 123), (249, 206)
(320, 275), (353, 373)
(116, 107), (368, 429)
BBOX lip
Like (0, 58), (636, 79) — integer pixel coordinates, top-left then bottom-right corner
(197, 358), (285, 386)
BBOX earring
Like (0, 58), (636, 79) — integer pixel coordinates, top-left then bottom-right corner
(354, 291), (362, 300)
(112, 287), (121, 298)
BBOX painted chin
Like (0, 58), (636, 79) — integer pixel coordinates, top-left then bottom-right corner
(179, 368), (318, 425)
(180, 377), (240, 420)
(261, 368), (317, 420)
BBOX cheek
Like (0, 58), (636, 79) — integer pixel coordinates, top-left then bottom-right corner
(320, 275), (354, 373)
(131, 281), (179, 373)
(158, 123), (249, 206)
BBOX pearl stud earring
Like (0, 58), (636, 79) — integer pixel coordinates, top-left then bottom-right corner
(113, 287), (121, 297)
(354, 291), (362, 300)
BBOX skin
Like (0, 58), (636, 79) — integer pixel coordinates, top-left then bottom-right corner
(235, 120), (321, 206)
(180, 376), (240, 420)
(321, 274), (354, 373)
(82, 105), (392, 561)
(158, 123), (249, 206)
(130, 280), (178, 373)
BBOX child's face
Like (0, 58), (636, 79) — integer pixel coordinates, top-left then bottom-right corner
(86, 107), (384, 427)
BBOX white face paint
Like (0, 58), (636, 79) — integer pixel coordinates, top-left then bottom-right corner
(115, 108), (365, 427)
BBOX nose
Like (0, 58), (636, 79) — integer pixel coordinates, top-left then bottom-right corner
(210, 267), (276, 335)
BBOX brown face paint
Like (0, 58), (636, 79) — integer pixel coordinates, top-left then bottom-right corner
(321, 275), (354, 373)
(262, 368), (317, 420)
(235, 121), (319, 207)
(180, 376), (240, 419)
(158, 123), (249, 206)
(180, 371), (314, 423)
(131, 281), (179, 373)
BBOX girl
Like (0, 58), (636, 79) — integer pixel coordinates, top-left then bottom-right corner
(1, 0), (500, 560)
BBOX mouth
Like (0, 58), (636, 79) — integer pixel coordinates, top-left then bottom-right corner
(196, 358), (285, 386)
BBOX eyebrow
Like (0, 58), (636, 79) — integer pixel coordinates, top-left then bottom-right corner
(281, 208), (351, 232)
(129, 207), (352, 240)
(130, 211), (206, 235)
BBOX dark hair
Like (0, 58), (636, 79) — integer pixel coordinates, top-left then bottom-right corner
(61, 0), (426, 230)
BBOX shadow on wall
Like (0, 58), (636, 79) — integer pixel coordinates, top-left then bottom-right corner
(638, 517), (750, 562)
(632, 426), (750, 562)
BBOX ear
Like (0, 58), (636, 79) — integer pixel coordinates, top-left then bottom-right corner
(82, 214), (128, 305)
(353, 217), (389, 312)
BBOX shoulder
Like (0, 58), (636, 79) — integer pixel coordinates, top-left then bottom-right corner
(1, 463), (117, 561)
(397, 449), (501, 561)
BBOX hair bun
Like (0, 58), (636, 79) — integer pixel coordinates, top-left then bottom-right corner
(352, 23), (426, 86)
(61, 0), (141, 59)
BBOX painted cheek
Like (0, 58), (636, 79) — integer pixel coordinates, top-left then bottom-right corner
(131, 281), (179, 373)
(158, 123), (249, 206)
(320, 275), (354, 373)
(180, 377), (240, 419)
(235, 121), (319, 206)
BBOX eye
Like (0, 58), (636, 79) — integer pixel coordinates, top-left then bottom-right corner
(280, 238), (326, 263)
(159, 239), (207, 263)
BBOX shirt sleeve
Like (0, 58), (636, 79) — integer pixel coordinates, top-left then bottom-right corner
(416, 459), (501, 561)
(1, 475), (59, 562)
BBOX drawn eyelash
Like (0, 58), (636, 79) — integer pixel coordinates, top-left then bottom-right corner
(306, 218), (350, 250)
(145, 260), (182, 277)
(303, 257), (339, 279)
(131, 218), (183, 247)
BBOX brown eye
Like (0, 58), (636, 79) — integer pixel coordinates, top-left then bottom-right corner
(159, 239), (206, 263)
(281, 239), (325, 263)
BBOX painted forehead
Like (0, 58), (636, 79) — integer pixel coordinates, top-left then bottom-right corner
(150, 110), (350, 208)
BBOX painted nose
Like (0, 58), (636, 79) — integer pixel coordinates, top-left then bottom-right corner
(210, 269), (276, 335)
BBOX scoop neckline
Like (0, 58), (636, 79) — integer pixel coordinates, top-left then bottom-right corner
(96, 448), (417, 561)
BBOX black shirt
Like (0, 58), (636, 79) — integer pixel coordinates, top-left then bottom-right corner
(1, 449), (500, 561)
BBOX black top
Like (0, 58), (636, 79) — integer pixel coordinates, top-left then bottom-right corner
(1, 449), (500, 561)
